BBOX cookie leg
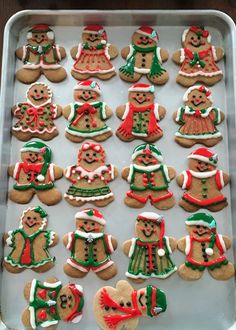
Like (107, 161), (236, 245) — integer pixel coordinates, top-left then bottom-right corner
(144, 131), (163, 143)
(175, 136), (196, 148)
(71, 70), (91, 81)
(3, 261), (24, 273)
(147, 71), (169, 85)
(127, 277), (145, 284)
(33, 261), (55, 273)
(208, 263), (235, 280)
(179, 199), (200, 212)
(43, 68), (67, 83)
(93, 196), (114, 207)
(119, 71), (142, 83)
(11, 130), (33, 141)
(93, 131), (113, 142)
(36, 188), (62, 206)
(96, 264), (117, 280)
(22, 308), (33, 330)
(200, 75), (223, 86)
(96, 72), (116, 80)
(151, 196), (175, 210)
(63, 263), (87, 278)
(176, 75), (197, 87)
(8, 188), (34, 204)
(64, 196), (86, 207)
(116, 130), (134, 142)
(124, 196), (145, 208)
(207, 201), (228, 212)
(16, 68), (41, 84)
(201, 136), (223, 147)
(178, 264), (204, 280)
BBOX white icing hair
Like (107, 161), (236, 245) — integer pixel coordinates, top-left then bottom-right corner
(182, 28), (211, 43)
(183, 85), (213, 102)
(27, 82), (53, 104)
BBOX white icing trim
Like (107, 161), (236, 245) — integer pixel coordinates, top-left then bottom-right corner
(156, 47), (162, 63)
(180, 48), (185, 63)
(49, 163), (54, 181)
(20, 147), (45, 153)
(64, 191), (113, 202)
(176, 107), (183, 122)
(65, 126), (111, 137)
(105, 43), (111, 60)
(175, 131), (222, 139)
(121, 103), (130, 120)
(128, 238), (137, 257)
(29, 306), (36, 329)
(188, 170), (217, 179)
(13, 162), (20, 179)
(128, 85), (154, 93)
(43, 281), (61, 288)
(13, 126), (57, 134)
(126, 44), (134, 60)
(185, 235), (191, 255)
(134, 67), (150, 74)
(75, 165), (112, 181)
(165, 236), (172, 253)
(67, 258), (88, 272)
(49, 231), (55, 246)
(68, 103), (76, 122)
(74, 230), (103, 239)
(74, 211), (106, 225)
(127, 164), (162, 183)
(181, 106), (215, 117)
(131, 151), (163, 162)
(66, 232), (74, 249)
(179, 70), (222, 77)
(132, 132), (148, 137)
(56, 44), (61, 61)
(162, 164), (170, 182)
(22, 45), (27, 62)
(218, 234), (226, 252)
(107, 235), (114, 253)
(101, 102), (107, 120)
(154, 103), (160, 120)
(30, 279), (37, 302)
(185, 220), (215, 229)
(126, 266), (177, 279)
(76, 43), (82, 59)
(182, 29), (189, 43)
(93, 260), (114, 272)
(41, 320), (58, 328)
(6, 231), (13, 246)
(212, 45), (217, 61)
(182, 171), (190, 189)
(110, 164), (114, 180)
(138, 212), (162, 221)
(65, 166), (73, 178)
(71, 314), (82, 324)
(187, 153), (218, 165)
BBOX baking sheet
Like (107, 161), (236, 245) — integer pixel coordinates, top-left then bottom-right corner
(0, 10), (236, 330)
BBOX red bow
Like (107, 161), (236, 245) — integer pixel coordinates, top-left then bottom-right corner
(26, 107), (44, 126)
(190, 26), (209, 38)
(21, 163), (43, 182)
(72, 103), (97, 127)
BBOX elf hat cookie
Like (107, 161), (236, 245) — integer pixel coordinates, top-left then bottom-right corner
(182, 26), (211, 43)
(146, 285), (167, 316)
(185, 212), (216, 229)
(187, 147), (218, 166)
(27, 24), (54, 40)
(128, 83), (155, 93)
(74, 80), (101, 95)
(132, 143), (163, 162)
(83, 25), (107, 42)
(65, 284), (84, 323)
(183, 85), (213, 102)
(136, 26), (159, 42)
(75, 208), (106, 225)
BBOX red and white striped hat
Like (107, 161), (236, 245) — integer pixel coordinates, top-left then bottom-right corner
(188, 148), (218, 166)
(135, 26), (159, 42)
(128, 83), (155, 93)
(83, 25), (107, 42)
(75, 208), (106, 225)
(74, 80), (101, 95)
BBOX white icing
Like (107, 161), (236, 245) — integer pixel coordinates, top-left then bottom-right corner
(67, 258), (88, 272)
(179, 69), (222, 77)
(183, 86), (213, 103)
(71, 314), (82, 324)
(126, 266), (177, 279)
(41, 320), (58, 328)
(74, 211), (105, 225)
(13, 162), (20, 180)
(127, 164), (162, 183)
(162, 164), (170, 182)
(30, 279), (37, 302)
(75, 165), (112, 182)
(65, 166), (73, 178)
(128, 238), (137, 257)
(49, 231), (55, 246)
(43, 281), (61, 288)
(138, 212), (162, 221)
(180, 48), (185, 63)
(187, 154), (218, 166)
(175, 131), (222, 139)
(185, 220), (214, 229)
(13, 126), (57, 134)
(134, 67), (150, 74)
(64, 191), (113, 202)
(75, 43), (82, 59)
(107, 235), (114, 253)
(182, 29), (189, 43)
(6, 231), (13, 246)
(65, 126), (111, 137)
(175, 107), (183, 122)
(74, 230), (103, 239)
(131, 151), (163, 162)
(180, 106), (215, 118)
(156, 47), (162, 63)
(132, 132), (148, 137)
(22, 45), (27, 62)
(68, 103), (76, 122)
(56, 44), (61, 60)
(93, 260), (114, 273)
(165, 236), (172, 253)
(154, 103), (160, 120)
(189, 169), (217, 179)
(212, 45), (217, 61)
(126, 44), (134, 60)
(29, 306), (36, 329)
(185, 235), (191, 255)
(66, 232), (74, 249)
(49, 163), (54, 181)
(101, 102), (107, 120)
(105, 43), (111, 60)
(182, 171), (190, 189)
(218, 170), (224, 188)
(121, 103), (130, 120)
(218, 234), (226, 252)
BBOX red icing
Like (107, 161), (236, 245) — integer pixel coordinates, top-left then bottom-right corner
(49, 306), (57, 315)
(72, 103), (97, 128)
(184, 48), (210, 60)
(189, 26), (209, 38)
(183, 192), (226, 206)
(20, 238), (32, 264)
(38, 289), (47, 299)
(38, 309), (47, 320)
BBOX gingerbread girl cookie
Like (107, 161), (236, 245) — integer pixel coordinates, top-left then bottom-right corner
(177, 148), (229, 212)
(178, 213), (235, 281)
(12, 82), (62, 141)
(173, 85), (224, 147)
(93, 280), (167, 330)
(16, 24), (67, 84)
(172, 26), (224, 86)
(123, 212), (177, 282)
(8, 141), (63, 205)
(116, 83), (166, 142)
(22, 277), (84, 329)
(3, 206), (58, 273)
(64, 142), (118, 207)
(119, 26), (169, 84)
(63, 208), (117, 280)
(71, 25), (118, 80)
(122, 143), (175, 209)
(63, 80), (112, 142)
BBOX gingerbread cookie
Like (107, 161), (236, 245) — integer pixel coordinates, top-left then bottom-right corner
(12, 82), (62, 141)
(123, 212), (177, 282)
(119, 26), (169, 85)
(93, 280), (167, 330)
(63, 80), (113, 142)
(178, 213), (235, 281)
(3, 206), (58, 273)
(71, 25), (118, 80)
(122, 143), (175, 209)
(116, 83), (166, 142)
(177, 148), (229, 212)
(173, 85), (224, 147)
(16, 25), (67, 84)
(63, 208), (117, 280)
(22, 277), (84, 329)
(64, 142), (118, 207)
(8, 141), (63, 205)
(172, 26), (224, 86)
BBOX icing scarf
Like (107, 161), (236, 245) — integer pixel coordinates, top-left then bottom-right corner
(184, 47), (211, 68)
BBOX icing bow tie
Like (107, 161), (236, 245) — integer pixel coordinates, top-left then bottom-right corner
(72, 103), (97, 127)
(26, 107), (45, 126)
(189, 108), (207, 117)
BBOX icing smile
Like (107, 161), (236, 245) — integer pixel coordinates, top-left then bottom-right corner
(84, 158), (96, 164)
(80, 95), (93, 101)
(81, 226), (94, 233)
(32, 95), (44, 101)
(142, 228), (154, 237)
(138, 293), (145, 307)
(192, 100), (204, 106)
(196, 163), (209, 172)
(134, 97), (147, 104)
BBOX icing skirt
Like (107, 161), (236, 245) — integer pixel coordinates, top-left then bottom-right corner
(185, 259), (228, 271)
(64, 185), (113, 201)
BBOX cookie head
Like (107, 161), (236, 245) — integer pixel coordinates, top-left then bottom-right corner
(75, 208), (106, 233)
(187, 147), (218, 172)
(27, 83), (52, 106)
(132, 143), (163, 166)
(185, 213), (217, 240)
(132, 26), (158, 48)
(182, 26), (211, 50)
(20, 206), (48, 234)
(82, 25), (107, 46)
(184, 85), (212, 110)
(20, 141), (51, 164)
(135, 212), (164, 241)
(78, 142), (105, 167)
(128, 83), (155, 107)
(73, 80), (101, 103)
(137, 285), (167, 317)
(27, 25), (54, 47)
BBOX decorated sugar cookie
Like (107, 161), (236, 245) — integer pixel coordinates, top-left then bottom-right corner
(178, 213), (235, 281)
(12, 82), (62, 141)
(64, 142), (118, 207)
(116, 83), (166, 142)
(93, 280), (167, 330)
(173, 85), (224, 147)
(119, 26), (169, 85)
(63, 80), (113, 142)
(16, 25), (67, 84)
(71, 25), (118, 80)
(172, 26), (224, 86)
(123, 212), (177, 282)
(177, 148), (229, 212)
(63, 208), (117, 280)
(122, 143), (176, 209)
(8, 141), (63, 205)
(3, 206), (58, 273)
(22, 277), (84, 329)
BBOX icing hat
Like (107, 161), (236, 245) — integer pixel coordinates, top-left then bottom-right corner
(20, 141), (52, 181)
(83, 25), (107, 43)
(132, 143), (163, 162)
(27, 25), (54, 40)
(136, 26), (159, 42)
(185, 212), (216, 229)
(74, 80), (101, 95)
(182, 26), (211, 43)
(183, 85), (212, 102)
(187, 147), (218, 166)
(65, 284), (84, 323)
(128, 83), (155, 93)
(75, 208), (106, 225)
(146, 286), (167, 317)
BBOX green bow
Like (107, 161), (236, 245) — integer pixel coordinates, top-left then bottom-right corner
(190, 52), (205, 68)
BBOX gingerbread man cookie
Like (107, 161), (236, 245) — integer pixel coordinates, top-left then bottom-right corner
(64, 142), (118, 207)
(119, 26), (169, 85)
(63, 80), (113, 142)
(93, 280), (167, 330)
(12, 82), (62, 141)
(22, 277), (84, 329)
(16, 24), (67, 84)
(123, 212), (177, 283)
(122, 143), (175, 209)
(8, 141), (63, 205)
(63, 208), (117, 280)
(71, 25), (118, 80)
(177, 148), (229, 212)
(172, 26), (224, 86)
(178, 213), (235, 281)
(116, 83), (166, 142)
(173, 85), (224, 147)
(3, 206), (58, 273)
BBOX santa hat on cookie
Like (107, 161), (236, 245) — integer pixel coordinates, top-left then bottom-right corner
(187, 148), (218, 166)
(146, 286), (167, 317)
(132, 143), (163, 162)
(75, 208), (106, 225)
(83, 25), (107, 43)
(182, 26), (211, 43)
(27, 24), (54, 40)
(136, 26), (159, 42)
(183, 85), (213, 102)
(74, 80), (101, 95)
(65, 284), (84, 323)
(128, 83), (155, 93)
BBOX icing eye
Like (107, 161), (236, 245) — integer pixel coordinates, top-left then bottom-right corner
(41, 34), (44, 38)
(200, 95), (202, 98)
(143, 93), (146, 97)
(82, 91), (85, 94)
(90, 34), (93, 37)
(137, 219), (140, 222)
(191, 36), (194, 40)
(136, 93), (140, 96)
(86, 153), (90, 157)
(29, 153), (32, 156)
(68, 304), (72, 308)
(35, 35), (38, 38)
(197, 36), (201, 40)
(192, 95), (196, 98)
(142, 155), (146, 158)
(27, 216), (31, 220)
(68, 295), (72, 300)
(126, 302), (132, 307)
(120, 302), (124, 306)
(198, 161), (202, 164)
(33, 217), (37, 220)
(148, 155), (152, 159)
(34, 89), (37, 93)
(40, 90), (44, 94)
(88, 91), (91, 94)
(140, 36), (143, 40)
(93, 153), (96, 156)
(144, 223), (148, 227)
(84, 221), (87, 224)
(196, 225), (200, 229)
(91, 222), (95, 226)
(95, 34), (98, 37)
(151, 224), (154, 228)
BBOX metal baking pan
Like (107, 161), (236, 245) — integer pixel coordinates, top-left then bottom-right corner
(0, 9), (236, 330)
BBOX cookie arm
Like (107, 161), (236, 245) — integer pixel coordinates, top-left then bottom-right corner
(70, 46), (78, 60)
(59, 46), (66, 59)
(121, 46), (130, 59)
(49, 232), (59, 247)
(16, 47), (23, 60)
(105, 104), (113, 119)
(53, 165), (63, 179)
(160, 48), (169, 62)
(116, 104), (126, 119)
(2, 232), (9, 245)
(55, 105), (62, 117)
(222, 235), (232, 250)
(63, 233), (69, 247)
(223, 172), (230, 186)
(108, 44), (118, 59)
(176, 173), (184, 187)
(172, 49), (182, 65)
(168, 166), (176, 180)
(11, 105), (17, 115)
(214, 47), (224, 61)
(168, 236), (177, 251)
(8, 165), (15, 177)
(158, 105), (166, 119)
(177, 237), (186, 253)
(122, 239), (132, 256)
(62, 105), (71, 119)
(110, 236), (118, 251)
(219, 111), (225, 123)
(112, 166), (119, 179)
(121, 167), (130, 181)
